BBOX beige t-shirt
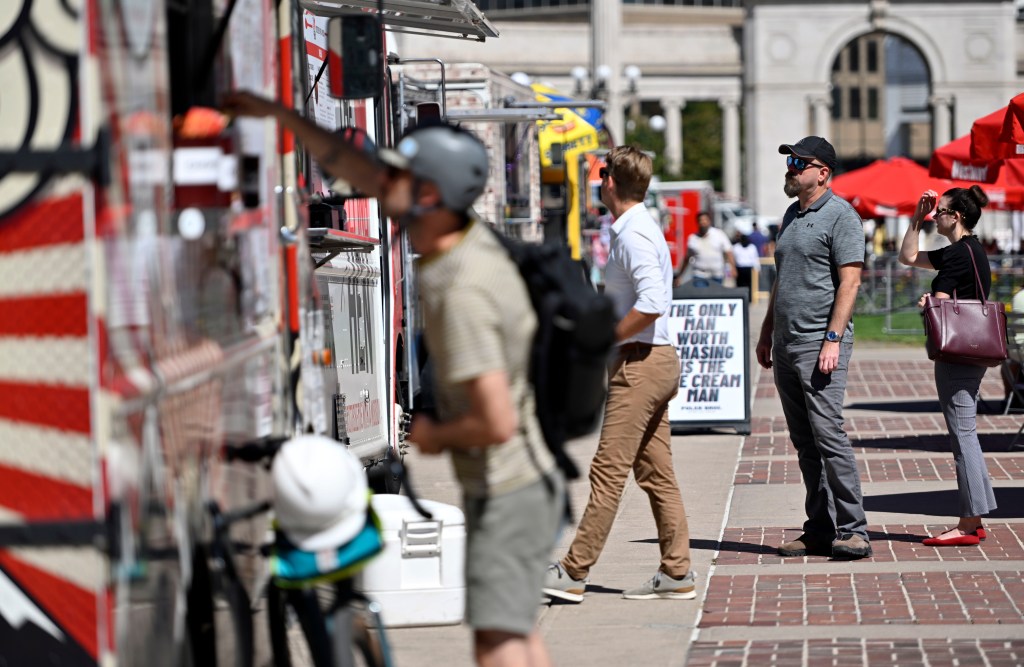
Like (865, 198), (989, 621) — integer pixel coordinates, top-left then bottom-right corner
(687, 226), (732, 279)
(416, 220), (555, 497)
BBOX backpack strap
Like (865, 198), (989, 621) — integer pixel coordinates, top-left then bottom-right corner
(514, 375), (575, 523)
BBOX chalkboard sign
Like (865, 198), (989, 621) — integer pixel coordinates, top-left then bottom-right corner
(668, 286), (751, 434)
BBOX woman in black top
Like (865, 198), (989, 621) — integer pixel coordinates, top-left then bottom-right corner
(899, 185), (997, 547)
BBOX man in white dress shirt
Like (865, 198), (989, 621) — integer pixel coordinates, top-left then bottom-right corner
(543, 146), (695, 603)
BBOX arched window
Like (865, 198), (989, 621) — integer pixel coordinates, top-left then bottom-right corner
(829, 32), (930, 170)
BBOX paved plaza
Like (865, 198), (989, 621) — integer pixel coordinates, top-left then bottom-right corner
(390, 302), (1024, 666)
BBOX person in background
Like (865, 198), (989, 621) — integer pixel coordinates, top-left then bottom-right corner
(590, 205), (613, 285)
(756, 135), (871, 560)
(677, 211), (736, 287)
(748, 221), (769, 256)
(899, 186), (997, 547)
(224, 93), (561, 667)
(873, 222), (886, 258)
(732, 232), (761, 296)
(543, 146), (694, 603)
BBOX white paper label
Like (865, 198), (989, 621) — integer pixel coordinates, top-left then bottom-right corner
(173, 147), (223, 186)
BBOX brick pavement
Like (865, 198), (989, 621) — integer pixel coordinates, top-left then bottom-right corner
(688, 639), (1024, 667)
(390, 341), (1023, 667)
(701, 570), (1024, 626)
(689, 354), (1024, 666)
(716, 524), (1024, 565)
(735, 456), (1024, 484)
(744, 431), (1024, 457)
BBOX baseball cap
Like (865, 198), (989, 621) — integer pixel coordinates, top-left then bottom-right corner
(778, 136), (837, 171)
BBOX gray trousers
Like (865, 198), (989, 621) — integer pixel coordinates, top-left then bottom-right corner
(934, 360), (998, 518)
(773, 341), (868, 540)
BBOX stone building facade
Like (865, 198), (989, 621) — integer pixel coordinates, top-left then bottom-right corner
(393, 0), (1022, 217)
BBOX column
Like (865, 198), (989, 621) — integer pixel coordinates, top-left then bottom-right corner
(930, 95), (952, 149)
(661, 98), (684, 176)
(605, 90), (625, 148)
(592, 0), (623, 143)
(811, 97), (831, 138)
(719, 97), (741, 199)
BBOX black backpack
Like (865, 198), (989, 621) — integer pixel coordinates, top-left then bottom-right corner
(492, 232), (617, 480)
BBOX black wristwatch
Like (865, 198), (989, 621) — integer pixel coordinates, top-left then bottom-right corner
(825, 330), (840, 343)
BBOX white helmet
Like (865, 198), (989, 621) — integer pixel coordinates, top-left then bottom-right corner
(271, 434), (368, 552)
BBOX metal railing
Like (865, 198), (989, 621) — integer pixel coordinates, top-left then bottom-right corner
(756, 254), (1024, 335)
(874, 253), (1024, 334)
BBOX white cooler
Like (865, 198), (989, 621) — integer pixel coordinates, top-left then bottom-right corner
(357, 494), (466, 627)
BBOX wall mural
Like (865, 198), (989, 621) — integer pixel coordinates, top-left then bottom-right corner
(0, 0), (82, 219)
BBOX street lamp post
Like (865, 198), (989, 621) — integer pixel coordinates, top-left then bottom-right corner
(624, 65), (642, 120)
(570, 64), (641, 145)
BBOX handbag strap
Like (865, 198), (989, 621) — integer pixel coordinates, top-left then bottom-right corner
(962, 237), (988, 305)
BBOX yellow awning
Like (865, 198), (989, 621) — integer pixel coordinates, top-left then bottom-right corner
(532, 83), (600, 182)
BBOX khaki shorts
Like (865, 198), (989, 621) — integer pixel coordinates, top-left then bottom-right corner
(463, 473), (565, 635)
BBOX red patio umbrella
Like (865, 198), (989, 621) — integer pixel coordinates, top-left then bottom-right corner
(833, 157), (1024, 218)
(932, 134), (1002, 183)
(932, 133), (1024, 184)
(930, 134), (1024, 209)
(831, 157), (936, 217)
(831, 157), (927, 217)
(970, 95), (1024, 161)
(999, 92), (1024, 145)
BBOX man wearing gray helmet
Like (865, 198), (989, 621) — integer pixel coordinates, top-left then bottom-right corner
(225, 93), (562, 667)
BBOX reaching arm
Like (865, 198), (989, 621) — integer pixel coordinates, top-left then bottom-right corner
(899, 190), (936, 270)
(408, 370), (518, 454)
(223, 92), (387, 198)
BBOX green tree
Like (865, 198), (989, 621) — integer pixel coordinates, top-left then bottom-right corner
(624, 118), (668, 178)
(681, 101), (722, 190)
(624, 102), (724, 189)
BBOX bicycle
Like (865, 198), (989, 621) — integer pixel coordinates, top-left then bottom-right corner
(194, 437), (432, 667)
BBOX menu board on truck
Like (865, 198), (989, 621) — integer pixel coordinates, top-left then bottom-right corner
(303, 11), (338, 130)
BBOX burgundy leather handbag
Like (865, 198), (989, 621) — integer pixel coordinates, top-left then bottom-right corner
(922, 245), (1008, 367)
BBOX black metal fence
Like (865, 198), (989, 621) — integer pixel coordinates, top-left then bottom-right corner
(757, 254), (1024, 335)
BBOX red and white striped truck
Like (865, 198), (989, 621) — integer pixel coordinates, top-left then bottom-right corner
(0, 0), (497, 663)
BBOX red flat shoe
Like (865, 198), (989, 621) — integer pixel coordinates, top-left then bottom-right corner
(974, 527), (987, 541)
(923, 533), (981, 547)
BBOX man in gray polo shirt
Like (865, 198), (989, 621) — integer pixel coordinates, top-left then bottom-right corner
(755, 136), (871, 559)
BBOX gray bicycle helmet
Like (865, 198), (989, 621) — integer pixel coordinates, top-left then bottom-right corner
(379, 124), (488, 212)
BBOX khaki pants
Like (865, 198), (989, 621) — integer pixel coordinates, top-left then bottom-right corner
(562, 344), (691, 579)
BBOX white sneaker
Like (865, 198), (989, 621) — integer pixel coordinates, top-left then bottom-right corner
(542, 562), (587, 603)
(622, 570), (696, 600)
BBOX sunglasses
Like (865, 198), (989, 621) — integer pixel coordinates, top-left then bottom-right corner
(599, 167), (610, 179)
(786, 155), (826, 172)
(934, 206), (958, 218)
